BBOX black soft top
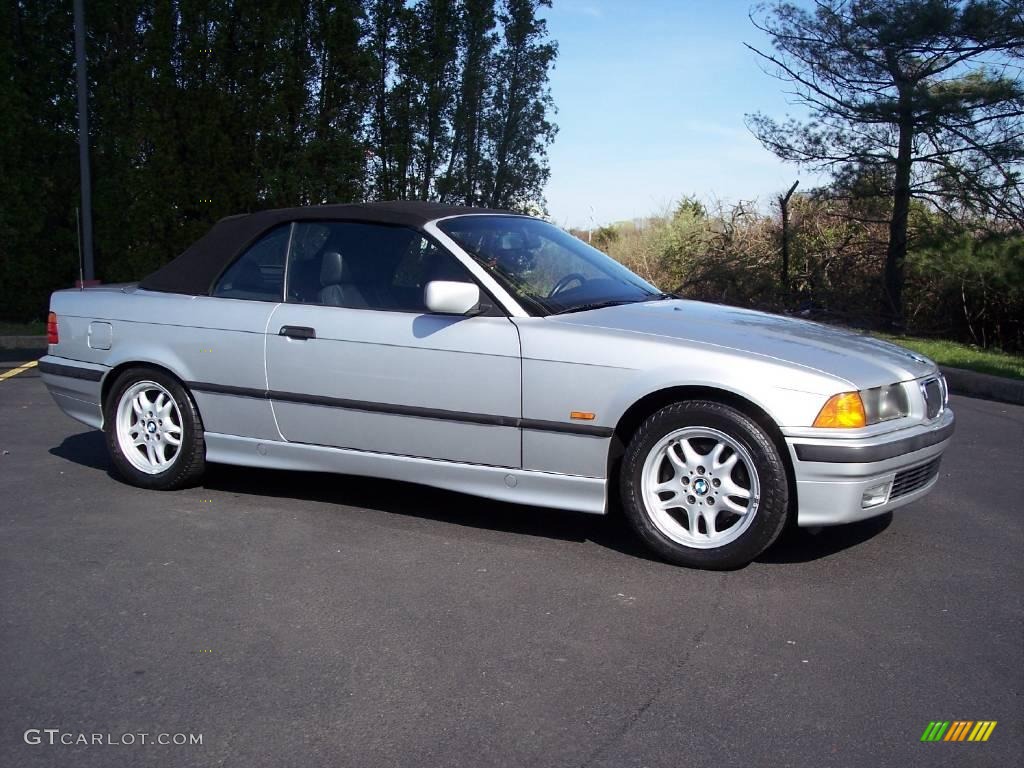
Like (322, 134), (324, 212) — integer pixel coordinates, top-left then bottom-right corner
(138, 201), (514, 295)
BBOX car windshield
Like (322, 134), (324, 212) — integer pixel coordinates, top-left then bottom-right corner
(437, 215), (662, 314)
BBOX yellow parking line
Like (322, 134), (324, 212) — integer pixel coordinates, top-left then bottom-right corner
(0, 360), (38, 381)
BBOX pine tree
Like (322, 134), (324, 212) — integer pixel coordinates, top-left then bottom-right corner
(747, 0), (1024, 326)
(1, 0), (559, 320)
(439, 0), (498, 204)
(482, 0), (557, 210)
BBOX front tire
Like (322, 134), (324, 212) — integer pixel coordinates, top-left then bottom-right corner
(104, 368), (206, 490)
(620, 400), (789, 569)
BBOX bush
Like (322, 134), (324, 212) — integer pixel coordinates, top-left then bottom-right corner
(589, 195), (1024, 352)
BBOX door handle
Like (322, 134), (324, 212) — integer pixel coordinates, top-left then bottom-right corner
(279, 325), (316, 340)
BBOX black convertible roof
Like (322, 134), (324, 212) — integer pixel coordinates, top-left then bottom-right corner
(138, 201), (515, 295)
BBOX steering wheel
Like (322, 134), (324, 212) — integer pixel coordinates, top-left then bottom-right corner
(548, 273), (587, 298)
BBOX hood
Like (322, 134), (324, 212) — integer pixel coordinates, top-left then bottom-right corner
(551, 299), (937, 389)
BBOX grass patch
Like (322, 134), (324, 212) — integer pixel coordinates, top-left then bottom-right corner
(0, 320), (46, 336)
(875, 333), (1024, 381)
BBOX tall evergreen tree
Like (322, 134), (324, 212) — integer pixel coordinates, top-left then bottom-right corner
(307, 0), (373, 204)
(366, 0), (404, 199)
(439, 0), (498, 204)
(410, 0), (460, 198)
(1, 0), (559, 320)
(747, 0), (1024, 326)
(0, 0), (79, 320)
(482, 0), (557, 209)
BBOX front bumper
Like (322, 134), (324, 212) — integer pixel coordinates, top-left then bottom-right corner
(785, 409), (955, 526)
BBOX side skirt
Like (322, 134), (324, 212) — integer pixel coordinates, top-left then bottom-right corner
(203, 433), (608, 515)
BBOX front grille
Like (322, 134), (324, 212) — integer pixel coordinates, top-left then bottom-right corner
(891, 458), (942, 500)
(922, 378), (943, 420)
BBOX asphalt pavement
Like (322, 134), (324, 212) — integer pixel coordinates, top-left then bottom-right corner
(1, 358), (1021, 768)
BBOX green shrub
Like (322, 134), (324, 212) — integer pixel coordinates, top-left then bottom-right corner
(589, 195), (1023, 352)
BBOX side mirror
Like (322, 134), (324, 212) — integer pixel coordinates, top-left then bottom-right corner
(424, 281), (481, 315)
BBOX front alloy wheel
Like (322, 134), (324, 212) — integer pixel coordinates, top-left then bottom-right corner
(641, 426), (761, 549)
(621, 400), (789, 569)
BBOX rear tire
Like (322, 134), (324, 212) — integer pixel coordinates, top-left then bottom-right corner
(104, 367), (206, 490)
(620, 400), (789, 569)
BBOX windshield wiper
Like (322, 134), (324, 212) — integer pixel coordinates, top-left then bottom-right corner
(554, 293), (678, 315)
(554, 299), (639, 315)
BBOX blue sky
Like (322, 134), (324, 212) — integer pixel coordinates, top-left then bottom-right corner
(541, 0), (821, 227)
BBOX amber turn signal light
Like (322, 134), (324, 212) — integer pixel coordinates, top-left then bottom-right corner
(813, 392), (866, 428)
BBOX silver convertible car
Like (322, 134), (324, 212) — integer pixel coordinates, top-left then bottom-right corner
(40, 201), (954, 569)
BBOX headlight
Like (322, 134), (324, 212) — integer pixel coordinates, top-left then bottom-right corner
(861, 383), (910, 423)
(813, 384), (909, 428)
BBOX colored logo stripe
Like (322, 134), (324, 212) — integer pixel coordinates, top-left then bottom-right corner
(969, 721), (997, 742)
(921, 721), (996, 742)
(921, 722), (949, 741)
(944, 721), (973, 741)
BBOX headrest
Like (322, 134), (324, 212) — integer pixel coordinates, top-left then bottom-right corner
(319, 251), (352, 286)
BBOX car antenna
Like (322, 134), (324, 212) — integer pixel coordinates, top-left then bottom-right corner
(76, 206), (84, 290)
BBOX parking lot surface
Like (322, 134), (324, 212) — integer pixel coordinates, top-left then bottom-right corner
(1, 359), (1021, 767)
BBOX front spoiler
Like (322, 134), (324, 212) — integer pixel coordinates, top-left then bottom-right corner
(786, 409), (955, 526)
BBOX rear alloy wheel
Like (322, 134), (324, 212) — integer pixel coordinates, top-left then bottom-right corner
(620, 400), (789, 569)
(105, 368), (206, 490)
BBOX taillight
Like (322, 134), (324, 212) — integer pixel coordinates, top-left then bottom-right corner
(47, 312), (59, 345)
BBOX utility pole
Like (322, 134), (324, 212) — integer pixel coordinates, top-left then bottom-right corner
(778, 180), (799, 292)
(73, 0), (95, 282)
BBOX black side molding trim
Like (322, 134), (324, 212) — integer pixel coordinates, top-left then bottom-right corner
(519, 418), (612, 437)
(188, 382), (266, 400)
(794, 419), (955, 463)
(267, 389), (521, 428)
(38, 360), (104, 382)
(187, 381), (614, 437)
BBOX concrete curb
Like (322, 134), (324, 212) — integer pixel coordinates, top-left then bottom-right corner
(2, 335), (1021, 405)
(940, 366), (1024, 407)
(0, 335), (46, 350)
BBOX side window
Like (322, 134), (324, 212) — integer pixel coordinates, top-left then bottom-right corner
(285, 222), (331, 302)
(286, 221), (474, 312)
(212, 225), (289, 301)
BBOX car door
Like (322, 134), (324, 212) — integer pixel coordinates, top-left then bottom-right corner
(264, 220), (522, 467)
(174, 224), (289, 441)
